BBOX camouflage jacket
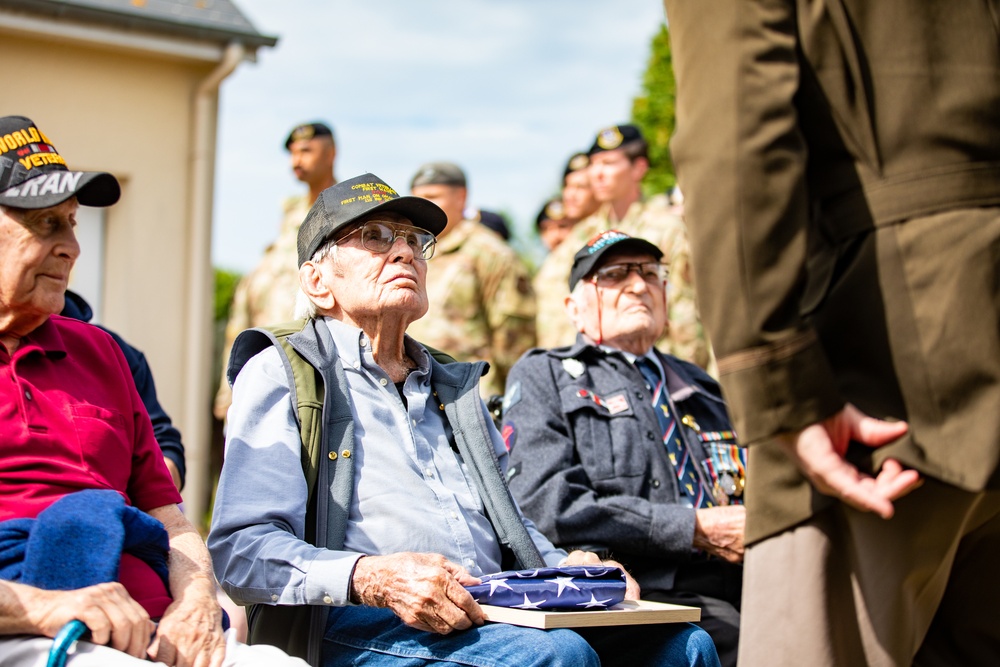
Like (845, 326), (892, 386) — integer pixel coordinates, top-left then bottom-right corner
(214, 195), (310, 420)
(406, 219), (536, 399)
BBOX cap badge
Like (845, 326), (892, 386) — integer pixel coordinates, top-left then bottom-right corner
(596, 126), (624, 150)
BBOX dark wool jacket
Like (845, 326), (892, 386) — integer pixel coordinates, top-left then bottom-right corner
(503, 337), (740, 593)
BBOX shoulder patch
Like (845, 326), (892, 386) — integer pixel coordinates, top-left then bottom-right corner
(561, 358), (585, 378)
(502, 381), (522, 414)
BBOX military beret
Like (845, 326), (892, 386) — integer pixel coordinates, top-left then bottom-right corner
(587, 124), (644, 156)
(410, 161), (467, 189)
(284, 121), (335, 150)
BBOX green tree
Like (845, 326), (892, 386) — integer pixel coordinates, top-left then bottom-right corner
(632, 23), (676, 197)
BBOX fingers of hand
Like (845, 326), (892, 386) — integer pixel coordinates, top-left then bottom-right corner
(564, 550), (602, 566)
(72, 583), (151, 659)
(153, 604), (225, 667)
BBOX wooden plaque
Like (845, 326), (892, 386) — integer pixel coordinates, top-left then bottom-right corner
(479, 599), (701, 629)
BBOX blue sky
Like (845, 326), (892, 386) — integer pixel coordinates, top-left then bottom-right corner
(212, 1), (667, 272)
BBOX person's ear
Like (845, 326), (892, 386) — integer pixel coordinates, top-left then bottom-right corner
(632, 156), (649, 181)
(299, 262), (335, 311)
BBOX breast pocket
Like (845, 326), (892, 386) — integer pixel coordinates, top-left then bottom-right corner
(70, 404), (130, 491)
(559, 384), (649, 481)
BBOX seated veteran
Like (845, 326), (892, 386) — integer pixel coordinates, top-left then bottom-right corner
(0, 115), (304, 667)
(207, 173), (722, 667)
(503, 230), (746, 667)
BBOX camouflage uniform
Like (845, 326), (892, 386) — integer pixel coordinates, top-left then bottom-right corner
(214, 195), (310, 420)
(407, 219), (536, 399)
(534, 194), (715, 375)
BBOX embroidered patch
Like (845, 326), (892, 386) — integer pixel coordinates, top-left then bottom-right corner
(604, 393), (629, 415)
(501, 423), (516, 451)
(561, 358), (585, 378)
(502, 381), (522, 414)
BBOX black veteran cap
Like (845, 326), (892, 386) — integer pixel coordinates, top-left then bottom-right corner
(297, 172), (448, 266)
(284, 121), (335, 150)
(0, 116), (120, 209)
(410, 161), (467, 189)
(563, 152), (590, 179)
(587, 123), (644, 156)
(569, 229), (662, 290)
(535, 198), (566, 229)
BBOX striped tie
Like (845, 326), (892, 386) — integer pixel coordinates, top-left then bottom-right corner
(635, 357), (711, 508)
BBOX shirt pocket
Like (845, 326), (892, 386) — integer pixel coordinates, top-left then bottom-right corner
(559, 384), (649, 481)
(70, 404), (130, 491)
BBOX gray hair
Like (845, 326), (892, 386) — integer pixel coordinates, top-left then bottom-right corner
(294, 239), (339, 319)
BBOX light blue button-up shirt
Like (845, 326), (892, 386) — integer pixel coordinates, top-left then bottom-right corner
(208, 318), (565, 610)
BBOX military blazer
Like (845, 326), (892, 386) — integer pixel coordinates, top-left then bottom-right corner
(665, 0), (1000, 541)
(502, 339), (741, 593)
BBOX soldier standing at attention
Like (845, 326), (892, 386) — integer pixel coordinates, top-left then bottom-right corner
(534, 125), (712, 374)
(214, 121), (336, 420)
(407, 161), (536, 399)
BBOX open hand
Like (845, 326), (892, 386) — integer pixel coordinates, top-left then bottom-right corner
(777, 403), (921, 519)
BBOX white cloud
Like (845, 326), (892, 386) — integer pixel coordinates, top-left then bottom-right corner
(212, 0), (666, 271)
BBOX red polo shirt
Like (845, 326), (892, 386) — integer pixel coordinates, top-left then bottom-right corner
(0, 315), (182, 617)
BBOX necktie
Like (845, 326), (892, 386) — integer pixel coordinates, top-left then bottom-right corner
(635, 357), (711, 508)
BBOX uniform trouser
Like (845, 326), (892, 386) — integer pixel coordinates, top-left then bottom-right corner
(0, 629), (307, 667)
(738, 479), (1000, 666)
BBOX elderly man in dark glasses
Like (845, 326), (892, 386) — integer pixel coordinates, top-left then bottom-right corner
(209, 175), (721, 667)
(502, 230), (746, 667)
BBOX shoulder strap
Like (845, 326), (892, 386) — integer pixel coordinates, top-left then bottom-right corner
(229, 320), (326, 508)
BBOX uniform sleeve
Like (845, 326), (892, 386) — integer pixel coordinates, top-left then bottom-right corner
(503, 354), (696, 559)
(207, 348), (362, 608)
(478, 249), (537, 398)
(213, 275), (252, 421)
(665, 0), (842, 442)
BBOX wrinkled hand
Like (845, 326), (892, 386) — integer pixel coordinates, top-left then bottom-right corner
(28, 583), (154, 659)
(693, 505), (745, 563)
(562, 550), (641, 600)
(350, 552), (484, 634)
(147, 585), (225, 667)
(777, 403), (921, 519)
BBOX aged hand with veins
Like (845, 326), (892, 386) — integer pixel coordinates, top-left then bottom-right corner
(777, 403), (921, 519)
(562, 549), (642, 600)
(349, 552), (485, 634)
(693, 505), (745, 563)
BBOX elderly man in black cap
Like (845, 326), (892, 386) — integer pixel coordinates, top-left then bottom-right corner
(0, 115), (305, 667)
(208, 174), (721, 667)
(504, 230), (746, 667)
(215, 121), (337, 421)
(534, 125), (712, 378)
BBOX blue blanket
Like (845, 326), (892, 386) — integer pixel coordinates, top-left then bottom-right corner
(0, 489), (169, 591)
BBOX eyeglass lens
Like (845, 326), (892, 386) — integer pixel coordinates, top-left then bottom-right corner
(593, 262), (666, 286)
(350, 221), (436, 260)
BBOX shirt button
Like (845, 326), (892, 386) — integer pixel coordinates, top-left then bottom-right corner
(24, 389), (32, 401)
(425, 468), (434, 478)
(360, 337), (368, 347)
(411, 419), (417, 426)
(635, 392), (644, 400)
(651, 479), (661, 488)
(270, 594), (279, 602)
(647, 431), (655, 441)
(450, 511), (459, 520)
(465, 559), (475, 568)
(322, 595), (333, 605)
(353, 361), (360, 369)
(379, 378), (388, 386)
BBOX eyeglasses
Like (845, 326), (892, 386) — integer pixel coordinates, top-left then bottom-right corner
(337, 220), (437, 260)
(590, 262), (667, 288)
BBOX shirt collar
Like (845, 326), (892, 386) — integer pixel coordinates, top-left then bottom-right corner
(12, 316), (68, 361)
(321, 317), (431, 377)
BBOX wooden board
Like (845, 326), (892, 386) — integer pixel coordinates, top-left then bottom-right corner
(479, 599), (701, 629)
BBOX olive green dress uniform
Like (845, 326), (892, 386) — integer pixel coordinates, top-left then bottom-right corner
(664, 0), (1000, 664)
(534, 195), (714, 375)
(214, 195), (309, 420)
(406, 218), (536, 400)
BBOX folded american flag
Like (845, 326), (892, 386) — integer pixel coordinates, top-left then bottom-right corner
(465, 565), (626, 610)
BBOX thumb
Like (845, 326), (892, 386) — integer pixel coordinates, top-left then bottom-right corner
(847, 405), (908, 448)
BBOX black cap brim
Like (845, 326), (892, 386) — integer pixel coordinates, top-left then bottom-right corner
(569, 237), (663, 290)
(0, 170), (120, 209)
(298, 193), (448, 266)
